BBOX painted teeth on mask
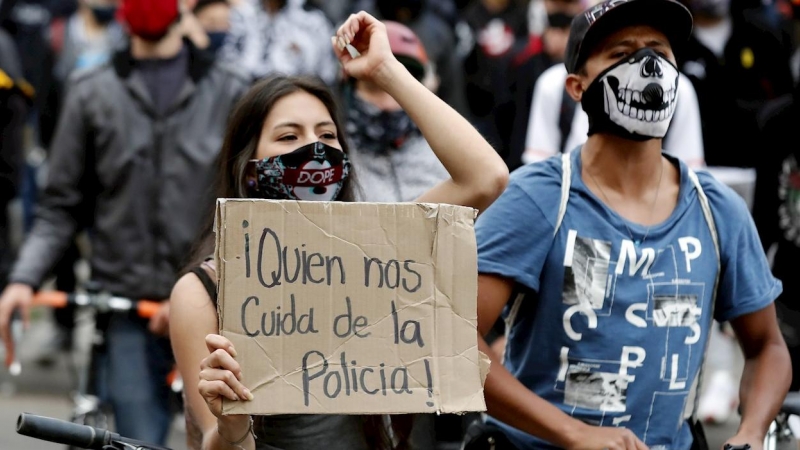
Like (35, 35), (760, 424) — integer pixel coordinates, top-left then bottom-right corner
(615, 87), (676, 122)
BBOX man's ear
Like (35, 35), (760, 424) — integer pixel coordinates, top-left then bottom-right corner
(565, 73), (586, 103)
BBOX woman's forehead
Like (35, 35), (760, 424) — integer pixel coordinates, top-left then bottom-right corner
(265, 92), (335, 128)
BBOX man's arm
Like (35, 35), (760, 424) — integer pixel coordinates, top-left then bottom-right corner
(8, 78), (90, 288)
(724, 303), (791, 449)
(478, 274), (647, 450)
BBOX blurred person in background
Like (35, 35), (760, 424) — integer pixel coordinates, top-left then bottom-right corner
(192, 0), (230, 54)
(0, 27), (32, 291)
(355, 0), (468, 115)
(0, 0), (249, 444)
(219, 0), (339, 84)
(1, 0), (77, 241)
(340, 21), (449, 203)
(753, 0), (800, 420)
(35, 0), (126, 361)
(678, 0), (793, 168)
(461, 0), (530, 160)
(505, 0), (585, 170)
(50, 0), (124, 85)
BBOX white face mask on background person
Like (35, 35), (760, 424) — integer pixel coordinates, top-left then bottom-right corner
(581, 47), (680, 142)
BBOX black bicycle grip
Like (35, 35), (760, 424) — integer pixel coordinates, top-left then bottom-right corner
(16, 413), (113, 449)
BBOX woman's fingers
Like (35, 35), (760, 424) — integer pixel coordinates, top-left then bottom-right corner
(336, 11), (381, 48)
(205, 333), (237, 357)
(200, 367), (253, 401)
(199, 379), (240, 403)
(202, 348), (243, 378)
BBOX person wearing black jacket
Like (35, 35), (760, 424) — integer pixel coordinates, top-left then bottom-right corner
(0, 0), (249, 444)
(0, 27), (32, 290)
(677, 0), (793, 168)
(753, 77), (800, 392)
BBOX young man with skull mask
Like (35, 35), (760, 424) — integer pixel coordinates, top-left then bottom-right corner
(472, 0), (791, 449)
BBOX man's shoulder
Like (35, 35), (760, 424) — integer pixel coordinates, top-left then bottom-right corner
(508, 157), (565, 200)
(67, 63), (115, 85)
(692, 168), (752, 225)
(63, 63), (118, 95)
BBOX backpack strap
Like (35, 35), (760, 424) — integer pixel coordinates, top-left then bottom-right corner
(189, 260), (218, 308)
(685, 168), (722, 426)
(554, 152), (572, 237)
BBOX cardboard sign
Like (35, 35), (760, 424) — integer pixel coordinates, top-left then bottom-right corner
(215, 199), (489, 415)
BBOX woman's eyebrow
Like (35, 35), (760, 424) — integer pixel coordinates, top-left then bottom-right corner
(273, 122), (302, 130)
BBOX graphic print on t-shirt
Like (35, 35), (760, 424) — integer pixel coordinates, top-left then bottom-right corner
(556, 228), (709, 447)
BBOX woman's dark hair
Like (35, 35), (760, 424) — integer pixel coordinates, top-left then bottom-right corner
(182, 76), (409, 449)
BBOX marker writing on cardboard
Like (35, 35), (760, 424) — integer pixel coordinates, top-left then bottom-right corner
(241, 294), (319, 337)
(247, 226), (346, 288)
(301, 351), (437, 407)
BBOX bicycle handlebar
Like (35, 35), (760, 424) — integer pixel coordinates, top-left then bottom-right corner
(17, 413), (113, 449)
(31, 291), (163, 319)
(17, 413), (173, 450)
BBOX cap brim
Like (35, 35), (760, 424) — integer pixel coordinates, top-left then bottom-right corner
(578, 0), (692, 70)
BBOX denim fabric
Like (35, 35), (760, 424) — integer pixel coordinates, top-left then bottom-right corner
(103, 313), (174, 445)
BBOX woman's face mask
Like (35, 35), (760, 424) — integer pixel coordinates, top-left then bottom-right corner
(581, 47), (680, 142)
(248, 141), (351, 202)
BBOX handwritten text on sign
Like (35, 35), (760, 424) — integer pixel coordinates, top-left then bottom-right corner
(215, 200), (486, 415)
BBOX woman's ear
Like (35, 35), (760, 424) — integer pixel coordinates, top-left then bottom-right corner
(565, 73), (586, 103)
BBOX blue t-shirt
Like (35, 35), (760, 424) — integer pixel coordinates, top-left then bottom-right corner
(476, 149), (782, 449)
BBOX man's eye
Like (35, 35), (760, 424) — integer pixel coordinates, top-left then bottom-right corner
(611, 52), (628, 58)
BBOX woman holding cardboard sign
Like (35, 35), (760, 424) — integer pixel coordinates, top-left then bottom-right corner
(169, 10), (508, 450)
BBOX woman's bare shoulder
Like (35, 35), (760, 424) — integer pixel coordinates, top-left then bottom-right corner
(171, 272), (217, 315)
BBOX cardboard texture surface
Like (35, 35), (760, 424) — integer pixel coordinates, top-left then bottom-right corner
(215, 199), (487, 415)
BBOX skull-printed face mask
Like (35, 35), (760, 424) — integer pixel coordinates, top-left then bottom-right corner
(248, 141), (351, 201)
(581, 47), (680, 142)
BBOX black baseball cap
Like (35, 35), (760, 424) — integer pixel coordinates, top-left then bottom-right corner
(565, 0), (693, 74)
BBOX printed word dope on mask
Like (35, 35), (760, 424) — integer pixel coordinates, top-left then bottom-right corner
(289, 167), (339, 186)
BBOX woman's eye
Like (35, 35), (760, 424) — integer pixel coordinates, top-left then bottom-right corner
(322, 132), (337, 140)
(611, 52), (627, 59)
(278, 135), (297, 141)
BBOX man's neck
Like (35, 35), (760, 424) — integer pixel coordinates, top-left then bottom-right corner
(581, 134), (664, 196)
(131, 32), (184, 60)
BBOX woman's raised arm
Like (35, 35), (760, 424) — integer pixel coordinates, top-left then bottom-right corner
(333, 12), (509, 212)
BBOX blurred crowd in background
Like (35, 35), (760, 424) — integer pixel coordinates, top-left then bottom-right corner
(3, 0), (800, 446)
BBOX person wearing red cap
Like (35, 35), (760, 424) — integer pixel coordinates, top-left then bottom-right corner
(340, 20), (450, 203)
(470, 0), (790, 449)
(0, 0), (250, 445)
